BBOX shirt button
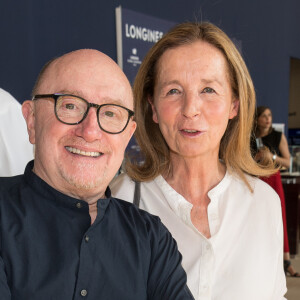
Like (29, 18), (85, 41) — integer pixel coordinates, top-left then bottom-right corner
(85, 235), (90, 242)
(206, 244), (211, 250)
(80, 289), (88, 297)
(76, 202), (82, 208)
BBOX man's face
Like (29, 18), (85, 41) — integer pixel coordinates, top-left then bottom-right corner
(23, 50), (136, 201)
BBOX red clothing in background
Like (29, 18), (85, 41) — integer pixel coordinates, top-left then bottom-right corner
(260, 171), (289, 252)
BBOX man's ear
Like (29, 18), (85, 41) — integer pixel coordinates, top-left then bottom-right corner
(229, 99), (240, 119)
(128, 119), (137, 140)
(122, 119), (137, 150)
(148, 97), (158, 124)
(22, 100), (36, 145)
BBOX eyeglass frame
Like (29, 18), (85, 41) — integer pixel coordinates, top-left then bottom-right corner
(32, 93), (135, 134)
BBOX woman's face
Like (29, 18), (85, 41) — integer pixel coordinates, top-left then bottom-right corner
(257, 109), (272, 131)
(150, 41), (239, 159)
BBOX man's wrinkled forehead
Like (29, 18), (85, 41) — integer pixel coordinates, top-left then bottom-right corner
(36, 49), (133, 108)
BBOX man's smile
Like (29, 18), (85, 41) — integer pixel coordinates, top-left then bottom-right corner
(65, 146), (103, 157)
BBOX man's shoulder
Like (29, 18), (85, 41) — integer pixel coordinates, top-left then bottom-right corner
(0, 175), (23, 191)
(0, 175), (24, 207)
(109, 196), (163, 233)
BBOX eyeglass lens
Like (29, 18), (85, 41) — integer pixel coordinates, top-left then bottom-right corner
(55, 95), (130, 133)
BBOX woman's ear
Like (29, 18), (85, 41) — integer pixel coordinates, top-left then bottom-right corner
(229, 99), (240, 119)
(148, 96), (159, 124)
(22, 100), (36, 145)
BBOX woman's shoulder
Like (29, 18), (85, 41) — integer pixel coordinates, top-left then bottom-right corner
(245, 174), (281, 213)
(227, 171), (280, 202)
(272, 128), (282, 134)
(110, 173), (136, 201)
(111, 172), (134, 187)
(110, 173), (163, 204)
(251, 174), (279, 194)
(266, 129), (282, 143)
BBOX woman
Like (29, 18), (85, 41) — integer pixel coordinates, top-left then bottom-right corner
(111, 22), (286, 299)
(254, 106), (299, 277)
(254, 106), (290, 169)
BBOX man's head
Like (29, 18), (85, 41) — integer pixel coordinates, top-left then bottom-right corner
(22, 49), (136, 202)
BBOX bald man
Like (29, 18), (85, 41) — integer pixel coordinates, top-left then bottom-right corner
(0, 50), (193, 300)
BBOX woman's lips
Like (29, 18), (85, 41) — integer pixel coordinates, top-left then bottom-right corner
(179, 129), (204, 137)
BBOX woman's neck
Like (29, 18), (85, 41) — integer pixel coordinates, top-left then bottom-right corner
(257, 127), (271, 138)
(163, 153), (226, 206)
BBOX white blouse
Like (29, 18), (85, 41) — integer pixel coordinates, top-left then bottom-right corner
(110, 171), (287, 300)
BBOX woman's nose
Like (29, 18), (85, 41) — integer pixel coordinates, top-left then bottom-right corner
(182, 93), (200, 118)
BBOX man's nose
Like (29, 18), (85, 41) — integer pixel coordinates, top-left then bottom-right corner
(75, 108), (102, 142)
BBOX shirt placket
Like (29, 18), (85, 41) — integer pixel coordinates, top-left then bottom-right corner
(197, 195), (219, 300)
(179, 203), (214, 300)
(73, 199), (108, 299)
(198, 240), (213, 300)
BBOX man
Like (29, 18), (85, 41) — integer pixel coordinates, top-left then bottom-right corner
(0, 49), (193, 299)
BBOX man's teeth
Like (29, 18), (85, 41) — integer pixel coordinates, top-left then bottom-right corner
(183, 129), (198, 133)
(65, 146), (102, 157)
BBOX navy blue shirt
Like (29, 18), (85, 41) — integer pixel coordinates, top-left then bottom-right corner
(0, 161), (193, 300)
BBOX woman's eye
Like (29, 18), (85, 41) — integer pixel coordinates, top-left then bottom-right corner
(202, 87), (215, 94)
(167, 89), (180, 95)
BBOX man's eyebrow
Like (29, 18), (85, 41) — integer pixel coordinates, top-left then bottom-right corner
(56, 90), (84, 98)
(99, 98), (126, 106)
(56, 90), (127, 106)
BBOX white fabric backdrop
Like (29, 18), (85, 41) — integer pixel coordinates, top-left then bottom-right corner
(0, 88), (34, 176)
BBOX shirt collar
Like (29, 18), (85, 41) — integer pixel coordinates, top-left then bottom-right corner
(24, 160), (111, 209)
(154, 175), (193, 226)
(153, 170), (232, 225)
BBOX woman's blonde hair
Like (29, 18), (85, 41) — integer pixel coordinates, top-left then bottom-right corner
(126, 22), (275, 189)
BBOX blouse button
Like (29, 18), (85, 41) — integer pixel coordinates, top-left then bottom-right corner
(80, 289), (88, 297)
(76, 202), (82, 209)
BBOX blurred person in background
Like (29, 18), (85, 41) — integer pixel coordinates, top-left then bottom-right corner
(252, 105), (299, 278)
(253, 106), (290, 169)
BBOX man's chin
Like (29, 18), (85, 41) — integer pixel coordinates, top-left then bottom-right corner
(60, 170), (109, 192)
(69, 180), (100, 190)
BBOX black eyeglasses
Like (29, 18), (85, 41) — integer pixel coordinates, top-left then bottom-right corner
(32, 94), (134, 134)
